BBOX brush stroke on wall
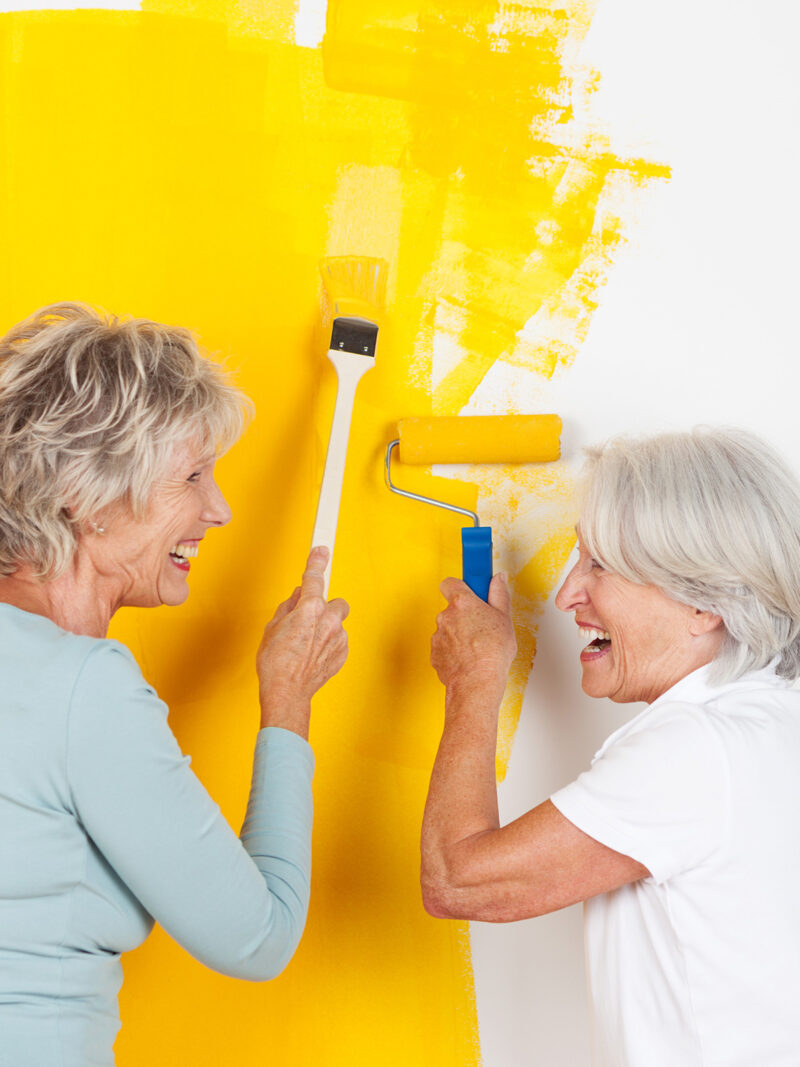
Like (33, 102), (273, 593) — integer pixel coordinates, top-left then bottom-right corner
(0, 0), (666, 1062)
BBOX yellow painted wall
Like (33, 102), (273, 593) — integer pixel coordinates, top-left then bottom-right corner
(0, 1), (665, 1062)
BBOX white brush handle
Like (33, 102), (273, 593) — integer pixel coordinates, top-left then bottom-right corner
(312, 348), (374, 598)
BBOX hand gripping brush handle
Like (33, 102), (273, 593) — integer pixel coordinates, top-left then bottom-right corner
(385, 415), (562, 602)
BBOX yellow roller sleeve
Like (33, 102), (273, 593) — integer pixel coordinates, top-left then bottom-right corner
(397, 415), (562, 465)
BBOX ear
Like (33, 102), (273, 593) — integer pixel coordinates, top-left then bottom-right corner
(688, 607), (723, 637)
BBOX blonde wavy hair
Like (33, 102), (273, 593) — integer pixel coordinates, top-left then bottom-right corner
(0, 302), (252, 578)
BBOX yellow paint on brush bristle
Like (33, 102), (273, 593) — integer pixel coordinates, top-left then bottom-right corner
(398, 415), (562, 465)
(320, 255), (388, 324)
(0, 0), (667, 1063)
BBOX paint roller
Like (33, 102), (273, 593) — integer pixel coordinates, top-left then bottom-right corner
(385, 415), (562, 601)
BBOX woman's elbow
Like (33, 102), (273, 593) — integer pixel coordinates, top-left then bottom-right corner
(201, 909), (307, 981)
(421, 870), (541, 923)
(420, 854), (463, 918)
(420, 874), (488, 921)
(242, 951), (295, 983)
(421, 878), (458, 919)
(210, 936), (300, 982)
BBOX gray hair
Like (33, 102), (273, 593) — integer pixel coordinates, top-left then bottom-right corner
(579, 427), (800, 683)
(0, 302), (252, 578)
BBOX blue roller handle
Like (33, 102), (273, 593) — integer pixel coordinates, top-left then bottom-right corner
(461, 526), (493, 602)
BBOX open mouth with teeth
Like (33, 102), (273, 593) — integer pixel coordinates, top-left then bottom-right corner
(578, 626), (611, 659)
(169, 542), (198, 572)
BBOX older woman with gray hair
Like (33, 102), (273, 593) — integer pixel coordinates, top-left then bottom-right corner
(0, 303), (348, 1066)
(422, 427), (800, 1066)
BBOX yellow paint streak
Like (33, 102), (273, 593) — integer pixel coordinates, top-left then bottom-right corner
(142, 0), (298, 42)
(496, 525), (577, 777)
(0, 0), (666, 1062)
(517, 526), (579, 603)
(319, 0), (667, 789)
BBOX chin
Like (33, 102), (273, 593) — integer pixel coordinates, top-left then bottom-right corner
(580, 670), (620, 703)
(163, 589), (190, 607)
(580, 672), (606, 700)
(158, 580), (191, 608)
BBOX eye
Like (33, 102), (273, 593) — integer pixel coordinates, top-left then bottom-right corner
(589, 557), (605, 571)
(187, 471), (202, 483)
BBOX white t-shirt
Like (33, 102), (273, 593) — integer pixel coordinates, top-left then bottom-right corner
(551, 662), (800, 1067)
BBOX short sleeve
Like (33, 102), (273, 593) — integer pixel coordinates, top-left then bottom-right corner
(551, 703), (729, 883)
(65, 640), (314, 980)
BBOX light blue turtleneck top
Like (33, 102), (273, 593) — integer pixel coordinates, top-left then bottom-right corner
(0, 604), (314, 1067)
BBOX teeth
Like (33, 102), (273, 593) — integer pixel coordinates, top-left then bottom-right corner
(169, 543), (198, 559)
(578, 626), (610, 643)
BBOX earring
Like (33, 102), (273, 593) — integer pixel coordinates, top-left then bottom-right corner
(90, 521), (106, 535)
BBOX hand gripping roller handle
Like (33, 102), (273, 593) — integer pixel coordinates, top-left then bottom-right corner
(385, 439), (493, 601)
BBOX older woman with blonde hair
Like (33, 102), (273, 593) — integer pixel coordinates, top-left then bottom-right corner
(422, 427), (800, 1066)
(0, 303), (348, 1066)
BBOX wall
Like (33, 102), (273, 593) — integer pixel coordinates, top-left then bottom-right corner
(0, 1), (797, 1064)
(472, 2), (800, 1062)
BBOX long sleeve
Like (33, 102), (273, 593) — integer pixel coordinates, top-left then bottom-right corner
(65, 640), (313, 980)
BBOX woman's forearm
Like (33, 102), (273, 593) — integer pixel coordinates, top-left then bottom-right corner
(420, 672), (507, 917)
(236, 726), (314, 978)
(423, 574), (517, 917)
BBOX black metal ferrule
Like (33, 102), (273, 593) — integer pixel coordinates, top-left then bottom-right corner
(330, 316), (379, 357)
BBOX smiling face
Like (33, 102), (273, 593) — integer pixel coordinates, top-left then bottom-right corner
(87, 438), (232, 612)
(555, 535), (724, 705)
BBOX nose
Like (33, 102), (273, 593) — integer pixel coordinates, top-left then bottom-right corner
(555, 560), (589, 613)
(202, 477), (233, 527)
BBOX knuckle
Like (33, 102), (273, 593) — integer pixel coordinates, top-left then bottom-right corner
(301, 594), (326, 616)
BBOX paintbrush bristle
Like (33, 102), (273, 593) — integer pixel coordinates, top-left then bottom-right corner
(320, 256), (388, 321)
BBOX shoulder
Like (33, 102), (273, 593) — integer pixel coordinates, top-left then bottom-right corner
(0, 605), (150, 705)
(599, 660), (800, 757)
(656, 662), (800, 724)
(16, 623), (161, 717)
(592, 698), (720, 766)
(649, 670), (800, 754)
(552, 700), (730, 882)
(64, 637), (177, 787)
(71, 636), (152, 691)
(66, 636), (168, 740)
(554, 698), (730, 839)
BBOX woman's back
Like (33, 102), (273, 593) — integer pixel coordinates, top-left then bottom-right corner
(0, 604), (153, 1067)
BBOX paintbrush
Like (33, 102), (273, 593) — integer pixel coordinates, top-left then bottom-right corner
(312, 256), (388, 597)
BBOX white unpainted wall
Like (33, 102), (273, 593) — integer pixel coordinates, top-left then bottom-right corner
(471, 2), (800, 1063)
